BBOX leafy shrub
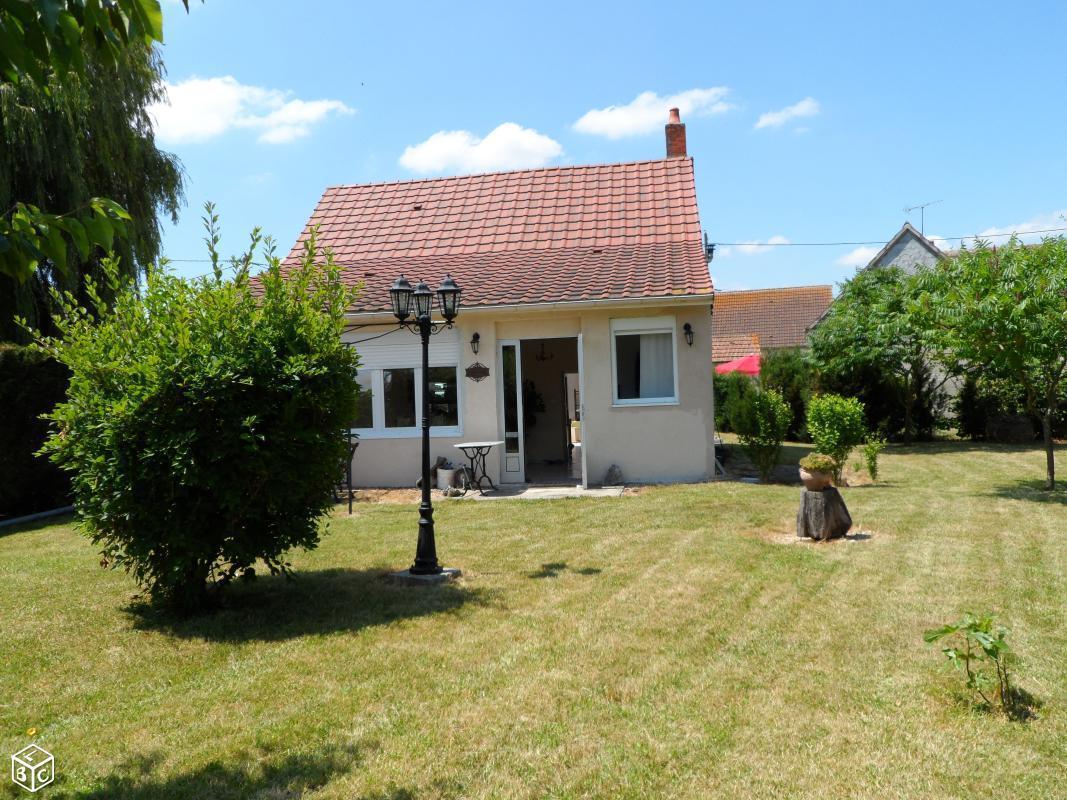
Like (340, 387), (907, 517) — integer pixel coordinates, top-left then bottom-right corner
(760, 348), (814, 440)
(806, 394), (867, 483)
(32, 213), (361, 611)
(810, 266), (950, 442)
(729, 388), (792, 482)
(714, 370), (756, 433)
(954, 375), (1001, 440)
(924, 613), (1031, 718)
(954, 374), (1065, 441)
(799, 453), (836, 474)
(0, 345), (70, 517)
(816, 359), (947, 441)
(862, 435), (887, 481)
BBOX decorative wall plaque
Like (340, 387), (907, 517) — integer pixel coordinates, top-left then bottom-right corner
(465, 362), (490, 382)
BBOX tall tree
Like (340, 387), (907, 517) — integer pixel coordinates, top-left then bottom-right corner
(914, 237), (1067, 489)
(0, 0), (174, 85)
(0, 1), (193, 315)
(0, 43), (183, 339)
(811, 267), (952, 442)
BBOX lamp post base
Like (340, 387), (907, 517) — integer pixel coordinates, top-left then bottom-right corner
(388, 567), (462, 586)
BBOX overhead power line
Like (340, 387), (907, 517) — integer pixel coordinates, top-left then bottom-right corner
(160, 225), (1067, 266)
(712, 226), (1067, 247)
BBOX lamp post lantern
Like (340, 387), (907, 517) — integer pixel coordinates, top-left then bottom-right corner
(389, 273), (462, 576)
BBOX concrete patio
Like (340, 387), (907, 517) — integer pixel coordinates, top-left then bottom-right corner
(467, 484), (625, 501)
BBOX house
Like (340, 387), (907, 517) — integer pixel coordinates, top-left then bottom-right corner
(808, 222), (947, 332)
(711, 285), (832, 362)
(284, 110), (716, 488)
(861, 222), (946, 273)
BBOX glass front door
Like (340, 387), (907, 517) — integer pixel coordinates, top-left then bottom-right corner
(499, 340), (525, 481)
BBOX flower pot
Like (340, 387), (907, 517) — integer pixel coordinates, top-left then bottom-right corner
(799, 467), (833, 491)
(437, 468), (458, 490)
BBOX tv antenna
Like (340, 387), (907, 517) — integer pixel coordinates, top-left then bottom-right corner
(903, 200), (942, 234)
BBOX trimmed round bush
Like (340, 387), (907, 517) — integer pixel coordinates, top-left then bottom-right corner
(729, 387), (793, 483)
(807, 394), (867, 482)
(34, 228), (361, 611)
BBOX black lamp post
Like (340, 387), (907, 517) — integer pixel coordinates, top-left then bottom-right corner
(389, 273), (462, 575)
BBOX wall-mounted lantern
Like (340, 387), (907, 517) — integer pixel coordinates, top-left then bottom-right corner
(683, 322), (694, 347)
(470, 332), (480, 355)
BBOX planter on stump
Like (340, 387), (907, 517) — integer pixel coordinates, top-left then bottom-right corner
(798, 467), (833, 491)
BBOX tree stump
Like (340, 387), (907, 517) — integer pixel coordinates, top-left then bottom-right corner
(796, 487), (852, 540)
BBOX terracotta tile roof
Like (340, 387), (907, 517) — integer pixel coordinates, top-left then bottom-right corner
(281, 158), (711, 312)
(712, 285), (832, 360)
(713, 334), (761, 363)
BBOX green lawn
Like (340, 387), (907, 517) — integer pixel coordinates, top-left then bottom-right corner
(1, 443), (1065, 799)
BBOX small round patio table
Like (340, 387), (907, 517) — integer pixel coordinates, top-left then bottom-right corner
(454, 441), (504, 495)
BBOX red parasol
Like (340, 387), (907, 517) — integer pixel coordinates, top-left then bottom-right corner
(714, 353), (761, 376)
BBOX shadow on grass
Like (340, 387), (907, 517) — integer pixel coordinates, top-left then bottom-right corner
(0, 510), (75, 538)
(1004, 685), (1044, 722)
(945, 684), (1044, 723)
(125, 567), (488, 643)
(989, 480), (1067, 505)
(780, 442), (816, 462)
(717, 441), (814, 486)
(889, 440), (1058, 457)
(54, 743), (413, 800)
(527, 562), (602, 579)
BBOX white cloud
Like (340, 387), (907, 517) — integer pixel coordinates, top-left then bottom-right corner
(755, 97), (820, 130)
(836, 245), (880, 267)
(732, 235), (791, 255)
(149, 76), (353, 145)
(573, 88), (733, 139)
(942, 209), (1067, 249)
(399, 122), (563, 174)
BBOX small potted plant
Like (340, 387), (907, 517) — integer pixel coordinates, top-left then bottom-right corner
(799, 453), (836, 491)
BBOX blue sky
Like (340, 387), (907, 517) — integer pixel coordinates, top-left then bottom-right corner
(155, 0), (1067, 291)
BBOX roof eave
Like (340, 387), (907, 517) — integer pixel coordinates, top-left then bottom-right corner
(343, 291), (715, 321)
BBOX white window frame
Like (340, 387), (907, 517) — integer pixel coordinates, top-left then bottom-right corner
(350, 365), (463, 439)
(609, 316), (680, 407)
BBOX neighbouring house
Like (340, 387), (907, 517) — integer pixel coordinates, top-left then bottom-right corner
(711, 285), (833, 363)
(861, 222), (946, 273)
(283, 110), (716, 487)
(807, 222), (948, 333)
(808, 221), (961, 403)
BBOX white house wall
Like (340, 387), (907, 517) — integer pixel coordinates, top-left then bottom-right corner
(344, 302), (714, 488)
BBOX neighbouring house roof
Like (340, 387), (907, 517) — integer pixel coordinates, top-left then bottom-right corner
(712, 285), (832, 361)
(282, 157), (712, 313)
(713, 334), (761, 363)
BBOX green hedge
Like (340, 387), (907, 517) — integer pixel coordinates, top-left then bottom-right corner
(0, 345), (70, 518)
(714, 371), (756, 433)
(760, 348), (814, 440)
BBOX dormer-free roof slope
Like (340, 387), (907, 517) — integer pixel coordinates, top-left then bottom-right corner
(284, 157), (712, 313)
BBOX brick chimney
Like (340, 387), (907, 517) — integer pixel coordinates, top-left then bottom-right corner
(665, 107), (687, 158)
